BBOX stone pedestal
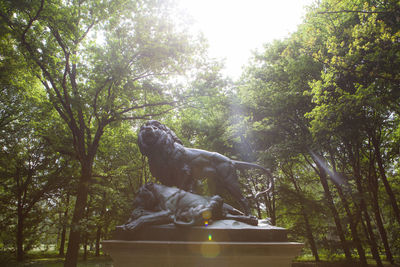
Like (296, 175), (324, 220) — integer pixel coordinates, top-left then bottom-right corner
(102, 220), (303, 267)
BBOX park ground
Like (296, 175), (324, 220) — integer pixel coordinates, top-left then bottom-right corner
(1, 251), (398, 267)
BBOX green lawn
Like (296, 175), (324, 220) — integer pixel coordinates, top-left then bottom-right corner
(13, 260), (112, 267)
(0, 253), (113, 267)
(1, 251), (398, 267)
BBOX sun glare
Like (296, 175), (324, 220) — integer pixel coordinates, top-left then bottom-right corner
(179, 0), (315, 78)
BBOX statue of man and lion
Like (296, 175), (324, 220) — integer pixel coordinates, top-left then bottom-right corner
(119, 120), (272, 231)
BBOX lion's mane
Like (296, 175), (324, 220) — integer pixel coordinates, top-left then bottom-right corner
(138, 120), (187, 187)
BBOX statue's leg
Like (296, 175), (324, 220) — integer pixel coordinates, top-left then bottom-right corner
(179, 165), (195, 191)
(224, 174), (251, 216)
(180, 175), (195, 192)
(213, 162), (251, 215)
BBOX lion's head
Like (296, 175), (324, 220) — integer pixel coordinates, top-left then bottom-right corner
(138, 120), (183, 157)
(133, 183), (158, 210)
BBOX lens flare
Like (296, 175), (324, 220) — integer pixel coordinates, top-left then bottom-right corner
(201, 241), (220, 258)
(202, 210), (212, 220)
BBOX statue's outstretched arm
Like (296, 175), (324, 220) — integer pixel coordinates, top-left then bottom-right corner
(120, 210), (173, 231)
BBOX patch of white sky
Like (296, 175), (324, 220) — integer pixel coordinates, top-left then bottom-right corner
(178, 0), (316, 79)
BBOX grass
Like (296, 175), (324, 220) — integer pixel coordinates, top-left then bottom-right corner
(2, 250), (399, 267)
(294, 253), (400, 267)
(16, 257), (112, 267)
(292, 262), (399, 267)
(0, 251), (113, 267)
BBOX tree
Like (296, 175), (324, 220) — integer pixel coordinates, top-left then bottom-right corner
(0, 0), (205, 265)
(0, 24), (70, 260)
(303, 0), (400, 264)
(0, 90), (69, 261)
(236, 0), (400, 261)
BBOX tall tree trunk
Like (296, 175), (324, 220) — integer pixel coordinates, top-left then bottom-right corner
(83, 235), (88, 261)
(247, 175), (262, 218)
(264, 178), (276, 225)
(346, 143), (383, 267)
(334, 182), (367, 266)
(95, 226), (101, 257)
(15, 166), (24, 262)
(308, 154), (352, 262)
(369, 188), (393, 264)
(83, 197), (91, 262)
(361, 206), (383, 267)
(327, 149), (368, 266)
(16, 204), (24, 262)
(269, 193), (276, 226)
(59, 223), (67, 257)
(368, 159), (394, 264)
(371, 135), (400, 225)
(59, 193), (70, 257)
(64, 164), (92, 267)
(302, 209), (319, 261)
(289, 172), (320, 261)
(255, 201), (262, 219)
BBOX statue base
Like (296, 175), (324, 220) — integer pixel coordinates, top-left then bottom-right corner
(102, 220), (303, 267)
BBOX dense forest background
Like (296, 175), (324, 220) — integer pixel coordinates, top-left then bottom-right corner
(0, 0), (399, 266)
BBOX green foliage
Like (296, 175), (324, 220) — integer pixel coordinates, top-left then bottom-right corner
(0, 0), (207, 264)
(235, 0), (400, 263)
(0, 0), (399, 265)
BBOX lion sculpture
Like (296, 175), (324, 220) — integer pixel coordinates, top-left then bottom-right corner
(138, 120), (272, 215)
(118, 183), (258, 231)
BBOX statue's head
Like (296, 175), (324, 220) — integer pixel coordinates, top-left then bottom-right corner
(138, 120), (183, 156)
(133, 183), (158, 210)
(138, 120), (164, 148)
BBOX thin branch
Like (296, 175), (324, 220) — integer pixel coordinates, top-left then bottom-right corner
(76, 20), (97, 44)
(23, 166), (66, 217)
(37, 77), (82, 158)
(60, 54), (75, 119)
(116, 100), (177, 116)
(118, 106), (177, 122)
(66, 51), (86, 156)
(317, 10), (392, 15)
(19, 6), (75, 129)
(49, 25), (69, 56)
(131, 71), (173, 83)
(93, 78), (113, 120)
(21, 0), (45, 38)
(37, 76), (69, 125)
(303, 153), (321, 176)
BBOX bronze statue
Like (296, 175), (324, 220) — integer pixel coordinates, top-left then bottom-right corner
(118, 183), (258, 231)
(138, 120), (272, 215)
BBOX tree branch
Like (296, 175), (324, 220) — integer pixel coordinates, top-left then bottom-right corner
(93, 78), (113, 120)
(118, 106), (177, 122)
(116, 100), (177, 117)
(76, 20), (97, 44)
(317, 10), (392, 15)
(21, 0), (45, 38)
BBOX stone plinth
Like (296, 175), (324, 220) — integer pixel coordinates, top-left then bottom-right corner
(102, 220), (303, 267)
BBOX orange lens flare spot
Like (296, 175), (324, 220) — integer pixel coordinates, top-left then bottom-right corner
(202, 210), (212, 220)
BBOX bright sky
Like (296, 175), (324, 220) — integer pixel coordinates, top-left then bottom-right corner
(178, 0), (315, 79)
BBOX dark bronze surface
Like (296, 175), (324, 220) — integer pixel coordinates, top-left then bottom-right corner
(138, 120), (273, 215)
(114, 220), (288, 242)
